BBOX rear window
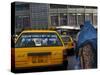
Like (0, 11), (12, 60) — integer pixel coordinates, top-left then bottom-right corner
(15, 32), (63, 48)
(61, 36), (71, 42)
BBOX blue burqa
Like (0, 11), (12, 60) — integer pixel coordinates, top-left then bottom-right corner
(77, 21), (97, 50)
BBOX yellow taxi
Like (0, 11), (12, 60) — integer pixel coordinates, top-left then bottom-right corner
(11, 30), (68, 71)
(61, 35), (74, 55)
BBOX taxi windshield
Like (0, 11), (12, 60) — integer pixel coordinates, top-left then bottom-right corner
(15, 33), (63, 48)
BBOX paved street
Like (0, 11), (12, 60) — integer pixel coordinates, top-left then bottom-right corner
(67, 55), (80, 70)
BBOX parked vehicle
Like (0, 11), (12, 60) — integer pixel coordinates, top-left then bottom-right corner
(61, 35), (74, 55)
(11, 30), (68, 72)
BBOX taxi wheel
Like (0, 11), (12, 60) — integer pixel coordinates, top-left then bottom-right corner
(80, 43), (94, 69)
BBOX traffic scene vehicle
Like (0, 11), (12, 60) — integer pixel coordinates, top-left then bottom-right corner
(11, 2), (97, 73)
(11, 30), (68, 72)
(61, 35), (74, 55)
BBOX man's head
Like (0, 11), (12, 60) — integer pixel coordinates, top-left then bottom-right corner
(80, 24), (84, 29)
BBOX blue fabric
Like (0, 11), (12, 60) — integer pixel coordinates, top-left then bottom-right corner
(77, 21), (97, 50)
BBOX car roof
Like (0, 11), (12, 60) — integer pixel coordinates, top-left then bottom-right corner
(22, 30), (57, 33)
(61, 35), (71, 38)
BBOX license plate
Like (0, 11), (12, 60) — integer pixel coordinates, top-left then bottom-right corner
(32, 56), (48, 63)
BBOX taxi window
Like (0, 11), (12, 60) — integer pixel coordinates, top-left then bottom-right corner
(15, 33), (63, 48)
(65, 37), (71, 42)
(61, 36), (71, 42)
